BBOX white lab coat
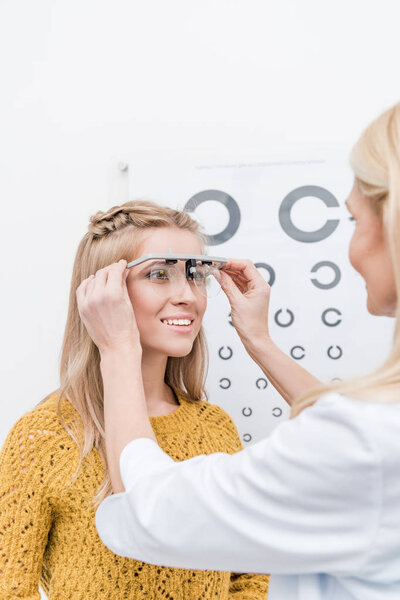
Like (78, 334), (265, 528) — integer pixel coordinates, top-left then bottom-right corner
(95, 393), (400, 599)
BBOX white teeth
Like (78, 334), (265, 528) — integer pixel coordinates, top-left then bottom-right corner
(162, 319), (192, 326)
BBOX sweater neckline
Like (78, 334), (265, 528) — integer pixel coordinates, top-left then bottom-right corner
(148, 385), (195, 427)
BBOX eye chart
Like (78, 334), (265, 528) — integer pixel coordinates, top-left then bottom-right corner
(128, 149), (394, 444)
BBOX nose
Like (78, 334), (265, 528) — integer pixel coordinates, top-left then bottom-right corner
(169, 275), (200, 302)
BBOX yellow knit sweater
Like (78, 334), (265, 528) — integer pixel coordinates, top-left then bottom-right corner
(0, 386), (269, 600)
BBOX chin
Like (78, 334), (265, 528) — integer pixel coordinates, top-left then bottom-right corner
(366, 295), (396, 317)
(168, 350), (193, 358)
(168, 342), (195, 357)
(149, 340), (194, 358)
(366, 295), (380, 316)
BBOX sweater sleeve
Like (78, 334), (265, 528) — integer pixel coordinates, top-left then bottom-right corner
(95, 393), (380, 574)
(0, 411), (56, 600)
(213, 408), (269, 599)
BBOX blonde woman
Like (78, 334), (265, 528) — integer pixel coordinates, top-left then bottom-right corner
(93, 102), (400, 600)
(0, 201), (269, 599)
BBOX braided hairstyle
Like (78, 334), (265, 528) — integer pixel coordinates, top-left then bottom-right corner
(89, 203), (178, 237)
(49, 199), (209, 505)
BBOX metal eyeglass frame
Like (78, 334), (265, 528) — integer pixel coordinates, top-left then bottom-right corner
(126, 250), (228, 281)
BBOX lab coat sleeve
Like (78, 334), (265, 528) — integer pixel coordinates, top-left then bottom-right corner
(95, 394), (381, 575)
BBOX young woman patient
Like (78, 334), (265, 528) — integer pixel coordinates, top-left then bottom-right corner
(0, 200), (269, 600)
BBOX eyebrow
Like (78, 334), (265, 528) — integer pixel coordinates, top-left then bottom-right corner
(138, 259), (167, 271)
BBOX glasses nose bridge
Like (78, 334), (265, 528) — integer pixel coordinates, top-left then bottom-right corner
(168, 263), (185, 277)
(168, 264), (201, 298)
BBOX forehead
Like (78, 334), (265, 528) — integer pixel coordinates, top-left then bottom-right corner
(137, 226), (203, 255)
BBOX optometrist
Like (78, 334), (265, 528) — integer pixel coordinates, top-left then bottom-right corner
(89, 104), (400, 600)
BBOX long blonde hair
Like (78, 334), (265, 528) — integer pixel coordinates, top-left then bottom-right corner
(48, 200), (210, 504)
(291, 102), (400, 418)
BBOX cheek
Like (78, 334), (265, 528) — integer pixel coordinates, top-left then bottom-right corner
(193, 294), (207, 329)
(127, 285), (160, 324)
(127, 282), (208, 332)
(198, 296), (207, 317)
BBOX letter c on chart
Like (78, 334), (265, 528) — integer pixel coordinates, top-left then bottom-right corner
(274, 309), (295, 327)
(327, 345), (343, 360)
(279, 185), (340, 243)
(256, 378), (268, 389)
(311, 261), (341, 289)
(322, 308), (342, 327)
(272, 407), (282, 417)
(290, 345), (305, 360)
(184, 190), (241, 246)
(254, 262), (276, 287)
(219, 378), (231, 389)
(218, 346), (233, 360)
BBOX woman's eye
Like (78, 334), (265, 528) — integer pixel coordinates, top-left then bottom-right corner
(146, 270), (168, 280)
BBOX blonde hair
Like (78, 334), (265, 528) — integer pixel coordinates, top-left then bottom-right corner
(291, 102), (400, 418)
(46, 200), (209, 505)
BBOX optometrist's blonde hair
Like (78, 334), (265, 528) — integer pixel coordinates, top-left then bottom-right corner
(291, 101), (400, 418)
(43, 200), (209, 505)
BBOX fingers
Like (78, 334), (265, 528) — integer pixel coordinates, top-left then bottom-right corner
(213, 268), (244, 301)
(214, 258), (271, 301)
(221, 269), (249, 287)
(93, 266), (108, 290)
(106, 260), (128, 295)
(76, 260), (127, 304)
(76, 274), (94, 304)
(221, 259), (253, 277)
(221, 259), (266, 287)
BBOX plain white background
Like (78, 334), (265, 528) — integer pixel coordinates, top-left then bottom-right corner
(1, 1), (400, 598)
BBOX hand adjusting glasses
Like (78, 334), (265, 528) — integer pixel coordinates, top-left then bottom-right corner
(126, 250), (227, 298)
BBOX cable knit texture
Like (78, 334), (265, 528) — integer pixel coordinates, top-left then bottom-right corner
(0, 386), (269, 599)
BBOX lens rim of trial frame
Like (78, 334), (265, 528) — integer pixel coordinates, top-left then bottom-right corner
(148, 260), (220, 297)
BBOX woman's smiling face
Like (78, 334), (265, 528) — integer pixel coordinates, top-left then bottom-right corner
(126, 227), (207, 357)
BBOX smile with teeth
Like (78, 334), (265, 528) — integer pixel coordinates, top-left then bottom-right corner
(162, 319), (193, 326)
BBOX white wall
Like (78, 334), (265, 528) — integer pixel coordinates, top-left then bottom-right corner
(1, 1), (400, 598)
